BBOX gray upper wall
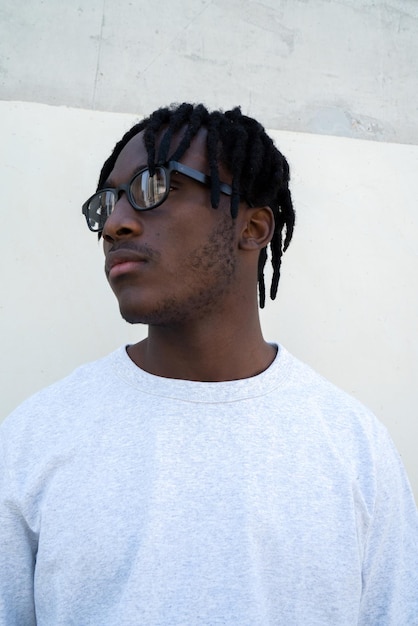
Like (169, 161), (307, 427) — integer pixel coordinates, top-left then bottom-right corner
(1, 0), (417, 144)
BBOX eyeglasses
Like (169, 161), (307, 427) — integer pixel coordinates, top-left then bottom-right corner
(82, 160), (234, 232)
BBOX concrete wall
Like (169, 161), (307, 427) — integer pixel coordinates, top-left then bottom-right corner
(1, 0), (418, 144)
(1, 100), (417, 501)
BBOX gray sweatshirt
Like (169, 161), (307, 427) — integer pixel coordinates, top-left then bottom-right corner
(1, 345), (417, 624)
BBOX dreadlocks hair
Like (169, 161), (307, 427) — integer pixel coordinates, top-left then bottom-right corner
(97, 103), (295, 308)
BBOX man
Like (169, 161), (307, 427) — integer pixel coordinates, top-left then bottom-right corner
(1, 103), (417, 624)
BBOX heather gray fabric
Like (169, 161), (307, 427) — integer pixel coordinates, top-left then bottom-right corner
(1, 345), (417, 625)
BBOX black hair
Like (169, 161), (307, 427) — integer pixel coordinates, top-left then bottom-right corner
(98, 103), (295, 308)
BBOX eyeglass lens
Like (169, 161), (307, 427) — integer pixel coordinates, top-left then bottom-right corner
(85, 191), (113, 232)
(131, 167), (167, 208)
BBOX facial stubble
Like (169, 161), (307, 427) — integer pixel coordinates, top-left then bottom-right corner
(120, 214), (238, 326)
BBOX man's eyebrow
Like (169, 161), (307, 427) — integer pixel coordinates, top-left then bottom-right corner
(99, 165), (150, 190)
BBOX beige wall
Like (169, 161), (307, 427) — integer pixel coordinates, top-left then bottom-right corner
(1, 100), (417, 500)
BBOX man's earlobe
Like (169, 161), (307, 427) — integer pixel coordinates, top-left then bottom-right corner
(238, 206), (275, 251)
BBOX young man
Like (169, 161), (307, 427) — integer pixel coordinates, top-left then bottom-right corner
(1, 103), (417, 624)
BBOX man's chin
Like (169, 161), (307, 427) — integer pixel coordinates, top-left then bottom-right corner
(115, 293), (155, 325)
(118, 302), (170, 326)
(119, 307), (149, 325)
(118, 297), (186, 327)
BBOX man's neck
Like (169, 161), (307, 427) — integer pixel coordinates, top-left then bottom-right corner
(126, 320), (276, 382)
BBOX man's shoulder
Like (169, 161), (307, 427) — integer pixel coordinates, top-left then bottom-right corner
(277, 345), (371, 412)
(275, 345), (387, 448)
(0, 347), (124, 439)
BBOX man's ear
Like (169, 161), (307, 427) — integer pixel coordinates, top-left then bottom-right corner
(238, 206), (275, 251)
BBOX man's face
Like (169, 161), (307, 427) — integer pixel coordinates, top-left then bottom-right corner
(101, 128), (243, 326)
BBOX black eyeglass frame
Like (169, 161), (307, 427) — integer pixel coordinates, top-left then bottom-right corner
(82, 160), (234, 232)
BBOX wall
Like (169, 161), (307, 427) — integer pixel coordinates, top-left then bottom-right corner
(1, 100), (417, 501)
(1, 0), (418, 144)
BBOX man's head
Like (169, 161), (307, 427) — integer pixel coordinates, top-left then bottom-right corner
(83, 103), (295, 315)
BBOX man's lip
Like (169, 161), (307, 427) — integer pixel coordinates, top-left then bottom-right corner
(105, 250), (149, 277)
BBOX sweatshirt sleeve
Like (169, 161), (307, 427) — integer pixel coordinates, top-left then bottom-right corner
(358, 429), (418, 625)
(0, 434), (37, 625)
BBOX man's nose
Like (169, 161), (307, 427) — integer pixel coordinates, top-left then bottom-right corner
(102, 194), (144, 242)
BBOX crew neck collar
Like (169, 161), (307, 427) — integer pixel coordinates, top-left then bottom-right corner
(111, 343), (292, 403)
